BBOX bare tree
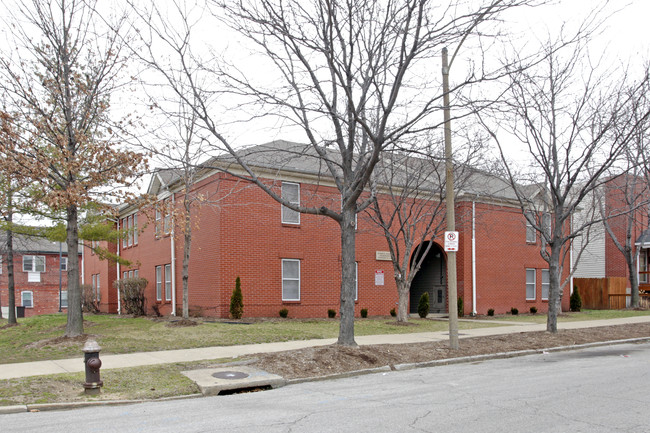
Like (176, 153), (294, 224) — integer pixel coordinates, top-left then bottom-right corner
(478, 29), (650, 332)
(0, 0), (144, 336)
(133, 0), (537, 345)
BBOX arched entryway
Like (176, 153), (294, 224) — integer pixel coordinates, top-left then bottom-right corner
(409, 241), (447, 314)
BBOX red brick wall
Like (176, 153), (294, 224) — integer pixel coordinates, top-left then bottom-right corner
(85, 171), (572, 319)
(0, 253), (80, 317)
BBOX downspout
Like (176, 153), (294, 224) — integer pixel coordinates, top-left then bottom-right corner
(116, 218), (121, 315)
(171, 194), (177, 316)
(569, 212), (574, 295)
(472, 199), (477, 316)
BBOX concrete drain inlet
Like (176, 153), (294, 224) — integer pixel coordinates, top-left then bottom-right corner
(212, 371), (249, 380)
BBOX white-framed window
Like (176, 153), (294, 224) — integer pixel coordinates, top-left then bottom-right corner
(155, 207), (162, 237)
(60, 256), (68, 271)
(94, 274), (101, 301)
(164, 264), (172, 301)
(133, 213), (138, 245)
(355, 262), (358, 301)
(541, 269), (550, 300)
(282, 259), (300, 301)
(525, 212), (536, 243)
(60, 290), (68, 308)
(0, 256), (3, 274)
(22, 291), (33, 308)
(134, 269), (139, 278)
(281, 182), (300, 224)
(23, 255), (46, 272)
(122, 217), (128, 248)
(163, 200), (172, 234)
(123, 271), (128, 279)
(526, 268), (536, 300)
(128, 214), (134, 246)
(156, 265), (162, 301)
(639, 250), (648, 284)
(129, 270), (133, 279)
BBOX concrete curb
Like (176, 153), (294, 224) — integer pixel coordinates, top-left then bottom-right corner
(2, 337), (649, 414)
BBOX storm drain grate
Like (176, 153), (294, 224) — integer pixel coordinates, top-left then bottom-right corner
(212, 371), (250, 380)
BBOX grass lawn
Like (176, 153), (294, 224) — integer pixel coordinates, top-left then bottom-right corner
(0, 313), (500, 364)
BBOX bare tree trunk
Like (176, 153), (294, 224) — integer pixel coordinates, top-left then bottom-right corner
(338, 205), (357, 346)
(396, 281), (409, 322)
(182, 194), (192, 319)
(6, 208), (16, 325)
(65, 204), (83, 337)
(547, 242), (563, 333)
(627, 255), (640, 308)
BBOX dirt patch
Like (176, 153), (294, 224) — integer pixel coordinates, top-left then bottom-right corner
(25, 334), (94, 350)
(250, 323), (650, 379)
(166, 319), (200, 327)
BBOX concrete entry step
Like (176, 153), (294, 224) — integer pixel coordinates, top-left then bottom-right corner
(182, 366), (286, 396)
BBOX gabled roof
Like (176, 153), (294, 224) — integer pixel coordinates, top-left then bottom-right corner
(0, 231), (81, 255)
(636, 228), (650, 248)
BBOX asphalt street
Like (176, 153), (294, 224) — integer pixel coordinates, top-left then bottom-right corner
(3, 342), (649, 433)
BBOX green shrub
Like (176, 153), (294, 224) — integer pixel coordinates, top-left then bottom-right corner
(570, 287), (582, 312)
(418, 292), (429, 318)
(360, 308), (368, 318)
(390, 308), (396, 317)
(487, 308), (495, 316)
(511, 307), (519, 315)
(457, 296), (464, 317)
(114, 278), (148, 316)
(327, 309), (336, 318)
(230, 277), (244, 319)
(279, 308), (289, 318)
(530, 306), (538, 314)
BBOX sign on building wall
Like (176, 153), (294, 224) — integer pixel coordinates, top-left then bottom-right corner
(444, 231), (459, 252)
(375, 270), (384, 286)
(375, 251), (392, 261)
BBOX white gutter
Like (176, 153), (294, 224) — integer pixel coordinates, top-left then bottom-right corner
(171, 194), (177, 316)
(471, 199), (477, 316)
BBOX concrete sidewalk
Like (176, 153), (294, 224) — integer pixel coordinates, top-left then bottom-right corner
(2, 315), (650, 381)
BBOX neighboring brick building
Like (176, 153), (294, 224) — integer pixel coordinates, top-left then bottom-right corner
(83, 140), (570, 318)
(0, 233), (80, 318)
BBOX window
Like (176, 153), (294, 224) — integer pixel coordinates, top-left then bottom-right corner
(60, 291), (68, 308)
(281, 182), (300, 224)
(21, 291), (33, 308)
(526, 268), (536, 300)
(163, 200), (172, 234)
(155, 207), (162, 237)
(92, 274), (101, 301)
(525, 212), (536, 243)
(282, 259), (300, 301)
(123, 271), (128, 279)
(134, 269), (139, 278)
(60, 257), (68, 271)
(128, 215), (134, 246)
(122, 217), (128, 248)
(156, 266), (162, 301)
(165, 264), (172, 301)
(23, 255), (46, 272)
(0, 257), (2, 274)
(133, 214), (138, 245)
(640, 250), (648, 284)
(541, 269), (550, 300)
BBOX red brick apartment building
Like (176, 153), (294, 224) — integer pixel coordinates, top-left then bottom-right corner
(0, 234), (80, 318)
(83, 140), (570, 318)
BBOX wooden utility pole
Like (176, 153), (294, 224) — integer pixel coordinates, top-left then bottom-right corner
(442, 47), (459, 349)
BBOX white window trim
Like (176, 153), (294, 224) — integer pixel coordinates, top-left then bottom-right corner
(282, 259), (301, 301)
(164, 264), (172, 301)
(281, 182), (300, 224)
(23, 255), (46, 273)
(133, 213), (139, 245)
(156, 265), (162, 301)
(122, 217), (128, 248)
(525, 212), (536, 243)
(60, 256), (68, 271)
(526, 268), (536, 300)
(541, 269), (550, 300)
(22, 291), (33, 308)
(60, 290), (68, 308)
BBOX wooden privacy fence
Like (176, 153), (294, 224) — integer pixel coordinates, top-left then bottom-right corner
(573, 277), (628, 309)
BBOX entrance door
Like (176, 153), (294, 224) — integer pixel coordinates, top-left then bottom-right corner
(410, 242), (447, 314)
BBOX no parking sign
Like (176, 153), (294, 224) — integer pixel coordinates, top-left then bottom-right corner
(444, 231), (459, 252)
